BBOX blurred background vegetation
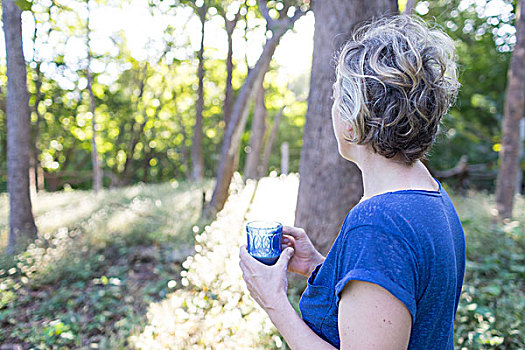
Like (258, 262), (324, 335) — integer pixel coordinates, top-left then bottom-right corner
(0, 0), (310, 192)
(0, 0), (519, 192)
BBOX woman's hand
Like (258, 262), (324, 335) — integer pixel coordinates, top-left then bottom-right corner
(239, 245), (294, 312)
(282, 226), (325, 277)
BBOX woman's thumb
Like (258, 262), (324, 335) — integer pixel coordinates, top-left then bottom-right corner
(277, 247), (294, 267)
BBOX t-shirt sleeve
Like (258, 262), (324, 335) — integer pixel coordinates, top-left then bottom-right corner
(334, 224), (419, 322)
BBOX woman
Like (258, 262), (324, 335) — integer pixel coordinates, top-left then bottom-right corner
(239, 15), (465, 349)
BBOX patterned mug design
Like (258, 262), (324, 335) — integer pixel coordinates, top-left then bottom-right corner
(246, 221), (283, 265)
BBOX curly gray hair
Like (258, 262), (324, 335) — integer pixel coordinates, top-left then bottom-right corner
(333, 15), (461, 164)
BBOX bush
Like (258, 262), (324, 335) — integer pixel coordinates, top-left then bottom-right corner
(450, 190), (524, 349)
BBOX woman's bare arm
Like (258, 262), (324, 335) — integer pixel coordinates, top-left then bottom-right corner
(338, 281), (412, 350)
(266, 297), (337, 350)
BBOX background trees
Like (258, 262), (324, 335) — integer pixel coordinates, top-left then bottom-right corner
(423, 0), (514, 190)
(86, 0), (103, 192)
(205, 0), (308, 216)
(495, 0), (525, 219)
(0, 0), (310, 192)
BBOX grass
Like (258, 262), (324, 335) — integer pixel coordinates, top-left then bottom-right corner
(0, 180), (212, 349)
(0, 178), (523, 349)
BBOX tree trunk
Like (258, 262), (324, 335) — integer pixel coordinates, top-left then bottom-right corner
(141, 146), (151, 183)
(495, 0), (525, 219)
(259, 108), (283, 178)
(295, 0), (398, 255)
(222, 7), (242, 129)
(281, 142), (289, 175)
(171, 89), (191, 180)
(191, 4), (207, 181)
(86, 0), (102, 193)
(517, 118), (525, 194)
(30, 61), (44, 194)
(181, 133), (191, 180)
(29, 9), (48, 194)
(205, 15), (300, 217)
(142, 117), (158, 183)
(244, 79), (266, 180)
(224, 30), (234, 128)
(404, 0), (417, 14)
(3, 0), (38, 254)
(117, 64), (149, 186)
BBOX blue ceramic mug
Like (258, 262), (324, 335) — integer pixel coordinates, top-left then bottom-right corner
(246, 221), (283, 265)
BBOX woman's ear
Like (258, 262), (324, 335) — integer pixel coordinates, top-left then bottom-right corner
(343, 124), (354, 142)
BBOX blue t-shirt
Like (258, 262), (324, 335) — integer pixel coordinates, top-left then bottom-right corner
(298, 180), (466, 349)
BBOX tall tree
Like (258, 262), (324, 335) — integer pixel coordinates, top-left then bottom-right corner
(86, 0), (102, 193)
(3, 0), (38, 254)
(244, 79), (266, 179)
(30, 61), (44, 194)
(191, 1), (207, 181)
(218, 1), (244, 128)
(495, 0), (525, 219)
(29, 6), (51, 194)
(404, 0), (416, 14)
(205, 0), (307, 217)
(295, 0), (398, 255)
(259, 107), (283, 178)
(117, 63), (150, 186)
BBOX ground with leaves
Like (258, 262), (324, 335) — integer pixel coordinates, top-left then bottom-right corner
(0, 176), (523, 349)
(0, 180), (211, 348)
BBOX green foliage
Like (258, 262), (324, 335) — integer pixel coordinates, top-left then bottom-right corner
(0, 0), (309, 191)
(447, 189), (524, 349)
(422, 0), (516, 189)
(0, 0), (522, 194)
(15, 0), (32, 12)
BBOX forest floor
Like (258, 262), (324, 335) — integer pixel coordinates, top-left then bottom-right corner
(0, 175), (524, 349)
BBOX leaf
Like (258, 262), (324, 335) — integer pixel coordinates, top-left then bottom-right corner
(15, 0), (32, 12)
(510, 264), (525, 273)
(481, 285), (501, 296)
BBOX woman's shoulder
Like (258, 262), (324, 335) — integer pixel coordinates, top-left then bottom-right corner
(347, 186), (445, 223)
(341, 192), (438, 245)
(345, 194), (403, 227)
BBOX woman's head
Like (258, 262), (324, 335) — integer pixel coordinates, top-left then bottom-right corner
(332, 15), (460, 165)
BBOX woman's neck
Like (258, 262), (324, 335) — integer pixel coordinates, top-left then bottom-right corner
(357, 156), (438, 202)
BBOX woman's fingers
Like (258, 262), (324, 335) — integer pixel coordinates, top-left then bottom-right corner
(282, 226), (306, 239)
(239, 259), (247, 274)
(282, 234), (295, 249)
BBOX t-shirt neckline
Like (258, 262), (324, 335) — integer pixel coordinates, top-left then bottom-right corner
(358, 177), (442, 205)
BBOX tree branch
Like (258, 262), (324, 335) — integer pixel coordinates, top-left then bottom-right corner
(432, 155), (468, 179)
(258, 0), (275, 30)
